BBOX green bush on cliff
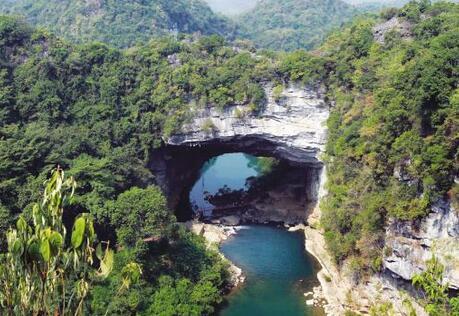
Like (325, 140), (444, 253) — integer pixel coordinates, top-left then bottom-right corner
(413, 256), (459, 315)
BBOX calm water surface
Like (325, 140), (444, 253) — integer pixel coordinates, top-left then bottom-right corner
(189, 153), (323, 315)
(189, 153), (260, 216)
(220, 226), (323, 316)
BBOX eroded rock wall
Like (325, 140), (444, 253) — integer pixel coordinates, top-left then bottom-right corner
(153, 83), (330, 219)
(384, 200), (459, 289)
(167, 83), (329, 165)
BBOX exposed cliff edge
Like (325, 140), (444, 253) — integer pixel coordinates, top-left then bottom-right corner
(305, 201), (428, 316)
(384, 200), (459, 290)
(154, 83), (329, 220)
(167, 83), (329, 165)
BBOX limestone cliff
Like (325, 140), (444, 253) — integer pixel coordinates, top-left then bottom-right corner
(167, 83), (329, 165)
(157, 83), (329, 220)
(384, 200), (459, 290)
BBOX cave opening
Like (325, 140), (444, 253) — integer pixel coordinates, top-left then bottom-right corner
(186, 152), (319, 224)
(150, 137), (323, 224)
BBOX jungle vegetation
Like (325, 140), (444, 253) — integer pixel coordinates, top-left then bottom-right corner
(0, 15), (276, 314)
(0, 0), (359, 51)
(320, 0), (458, 279)
(0, 0), (236, 48)
(236, 0), (358, 51)
(0, 0), (457, 314)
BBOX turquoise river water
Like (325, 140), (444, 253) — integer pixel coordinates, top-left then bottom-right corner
(189, 153), (323, 316)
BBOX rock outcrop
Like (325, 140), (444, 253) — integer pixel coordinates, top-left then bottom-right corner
(154, 83), (329, 218)
(167, 83), (329, 165)
(384, 200), (459, 289)
(305, 206), (428, 316)
(373, 17), (413, 44)
(304, 167), (428, 315)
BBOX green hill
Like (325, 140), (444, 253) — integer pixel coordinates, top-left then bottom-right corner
(0, 0), (235, 48)
(236, 0), (358, 51)
(320, 0), (458, 271)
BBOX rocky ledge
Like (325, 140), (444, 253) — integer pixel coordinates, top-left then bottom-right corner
(183, 220), (245, 288)
(384, 200), (459, 289)
(372, 17), (413, 44)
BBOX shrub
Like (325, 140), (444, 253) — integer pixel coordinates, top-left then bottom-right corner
(272, 84), (284, 102)
(201, 119), (217, 134)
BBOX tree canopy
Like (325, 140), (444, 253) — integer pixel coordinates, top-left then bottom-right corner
(0, 0), (236, 48)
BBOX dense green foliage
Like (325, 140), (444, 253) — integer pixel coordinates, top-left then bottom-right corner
(0, 0), (368, 52)
(0, 16), (273, 218)
(0, 16), (273, 314)
(320, 0), (458, 274)
(0, 0), (235, 48)
(236, 0), (358, 51)
(90, 210), (229, 315)
(107, 186), (174, 247)
(0, 167), (226, 315)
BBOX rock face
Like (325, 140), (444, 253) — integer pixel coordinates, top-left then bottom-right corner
(372, 17), (413, 44)
(167, 83), (329, 165)
(384, 200), (459, 289)
(305, 210), (427, 316)
(219, 215), (241, 226)
(184, 220), (238, 244)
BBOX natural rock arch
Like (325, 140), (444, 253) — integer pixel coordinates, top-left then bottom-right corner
(149, 84), (330, 221)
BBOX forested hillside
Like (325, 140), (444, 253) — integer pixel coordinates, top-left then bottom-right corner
(0, 16), (280, 313)
(0, 0), (366, 51)
(320, 0), (458, 278)
(0, 0), (235, 48)
(236, 0), (358, 51)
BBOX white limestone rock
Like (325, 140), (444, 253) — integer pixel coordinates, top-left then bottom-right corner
(167, 83), (329, 165)
(384, 200), (459, 289)
(373, 17), (413, 44)
(220, 215), (241, 226)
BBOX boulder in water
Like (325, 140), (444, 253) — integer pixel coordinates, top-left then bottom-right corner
(220, 215), (241, 226)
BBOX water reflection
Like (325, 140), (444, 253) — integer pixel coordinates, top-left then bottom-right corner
(189, 153), (261, 217)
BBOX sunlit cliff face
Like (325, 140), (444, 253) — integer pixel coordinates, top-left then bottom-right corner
(204, 0), (257, 15)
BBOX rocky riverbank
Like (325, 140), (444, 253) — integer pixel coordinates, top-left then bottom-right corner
(183, 220), (246, 288)
(304, 205), (428, 315)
